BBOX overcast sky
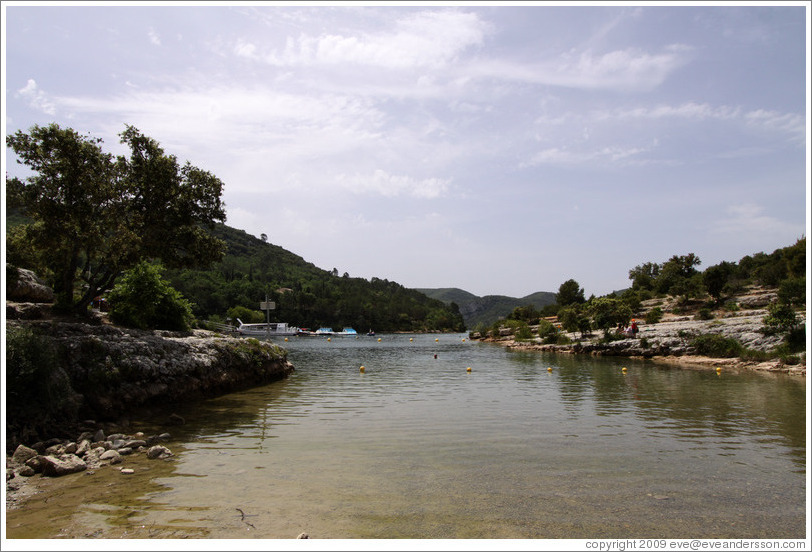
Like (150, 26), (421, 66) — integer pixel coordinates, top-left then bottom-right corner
(3, 2), (809, 298)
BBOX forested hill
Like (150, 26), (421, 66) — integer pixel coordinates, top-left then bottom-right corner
(416, 288), (557, 328)
(164, 224), (466, 333)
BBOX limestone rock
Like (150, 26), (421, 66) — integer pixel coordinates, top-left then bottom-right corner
(41, 454), (87, 477)
(6, 266), (54, 303)
(146, 445), (173, 459)
(10, 444), (38, 467)
(99, 450), (122, 465)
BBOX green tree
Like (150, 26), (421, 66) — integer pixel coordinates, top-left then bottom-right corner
(6, 123), (227, 313)
(703, 261), (735, 303)
(628, 262), (660, 291)
(777, 276), (805, 308)
(761, 302), (801, 336)
(107, 260), (194, 331)
(558, 305), (591, 337)
(588, 297), (633, 332)
(656, 253), (701, 295)
(6, 124), (118, 310)
(556, 279), (585, 306)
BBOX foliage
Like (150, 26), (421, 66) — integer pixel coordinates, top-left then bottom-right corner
(588, 297), (633, 331)
(164, 224), (466, 333)
(6, 325), (78, 441)
(507, 304), (541, 324)
(537, 319), (557, 339)
(645, 306), (664, 324)
(689, 334), (744, 358)
(777, 276), (805, 308)
(6, 123), (226, 314)
(696, 307), (714, 320)
(227, 305), (265, 324)
(628, 262), (661, 291)
(557, 305), (590, 336)
(556, 279), (585, 306)
(761, 302), (801, 336)
(703, 261), (735, 303)
(108, 261), (194, 331)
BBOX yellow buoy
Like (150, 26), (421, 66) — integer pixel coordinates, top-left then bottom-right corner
(410, 337), (414, 342)
(622, 367), (628, 373)
(466, 367), (472, 372)
(360, 366), (365, 373)
(436, 338), (439, 342)
(378, 337), (382, 342)
(462, 338), (466, 342)
(716, 366), (722, 373)
(327, 337), (331, 342)
(284, 337), (288, 342)
(547, 367), (553, 372)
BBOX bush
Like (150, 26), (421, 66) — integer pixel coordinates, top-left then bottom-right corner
(227, 305), (265, 324)
(761, 302), (800, 336)
(690, 334), (743, 358)
(6, 325), (78, 445)
(108, 260), (194, 331)
(538, 319), (557, 338)
(696, 307), (714, 320)
(645, 307), (663, 324)
(778, 276), (805, 307)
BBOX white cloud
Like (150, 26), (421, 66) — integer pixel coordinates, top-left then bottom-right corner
(244, 10), (487, 69)
(522, 143), (655, 168)
(711, 203), (800, 243)
(336, 170), (450, 199)
(148, 27), (161, 46)
(469, 45), (689, 92)
(16, 79), (56, 115)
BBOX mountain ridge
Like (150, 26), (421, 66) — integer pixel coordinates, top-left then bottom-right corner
(415, 288), (556, 328)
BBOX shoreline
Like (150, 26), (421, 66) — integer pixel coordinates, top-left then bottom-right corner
(473, 310), (806, 378)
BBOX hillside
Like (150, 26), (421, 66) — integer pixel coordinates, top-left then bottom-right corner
(6, 209), (465, 333)
(164, 224), (466, 333)
(417, 288), (556, 328)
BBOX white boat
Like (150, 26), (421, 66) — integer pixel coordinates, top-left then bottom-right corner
(236, 319), (299, 337)
(334, 327), (358, 337)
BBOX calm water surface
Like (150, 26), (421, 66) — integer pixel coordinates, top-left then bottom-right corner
(6, 334), (807, 539)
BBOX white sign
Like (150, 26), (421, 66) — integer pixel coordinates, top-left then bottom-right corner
(260, 301), (276, 311)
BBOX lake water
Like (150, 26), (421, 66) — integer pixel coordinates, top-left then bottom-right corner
(5, 333), (807, 541)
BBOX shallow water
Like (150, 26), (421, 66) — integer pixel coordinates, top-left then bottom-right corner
(5, 334), (807, 539)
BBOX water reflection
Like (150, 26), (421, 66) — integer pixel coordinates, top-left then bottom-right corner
(5, 334), (805, 539)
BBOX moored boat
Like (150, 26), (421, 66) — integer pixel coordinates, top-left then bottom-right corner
(236, 319), (299, 337)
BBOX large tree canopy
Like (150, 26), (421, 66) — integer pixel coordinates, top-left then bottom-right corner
(6, 123), (227, 313)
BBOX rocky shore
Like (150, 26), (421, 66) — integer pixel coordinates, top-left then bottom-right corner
(476, 308), (806, 377)
(5, 313), (296, 513)
(6, 314), (294, 447)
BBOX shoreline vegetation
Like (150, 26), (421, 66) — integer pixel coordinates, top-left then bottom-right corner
(470, 286), (806, 377)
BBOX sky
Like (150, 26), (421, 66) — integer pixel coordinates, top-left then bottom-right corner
(2, 1), (809, 298)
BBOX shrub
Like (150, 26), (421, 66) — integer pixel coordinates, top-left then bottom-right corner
(538, 319), (557, 339)
(696, 307), (714, 320)
(108, 260), (194, 331)
(645, 307), (663, 324)
(690, 334), (743, 358)
(761, 302), (800, 336)
(6, 325), (78, 443)
(227, 305), (265, 324)
(778, 276), (805, 307)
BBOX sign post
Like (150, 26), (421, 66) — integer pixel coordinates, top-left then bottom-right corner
(260, 295), (276, 337)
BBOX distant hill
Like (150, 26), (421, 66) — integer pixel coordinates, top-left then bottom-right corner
(415, 288), (556, 328)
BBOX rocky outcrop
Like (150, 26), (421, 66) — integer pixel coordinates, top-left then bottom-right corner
(483, 310), (806, 376)
(5, 320), (294, 450)
(6, 265), (54, 303)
